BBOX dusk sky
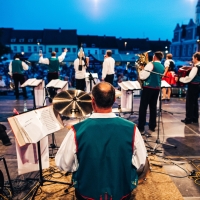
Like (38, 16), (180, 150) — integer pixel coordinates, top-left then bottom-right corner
(0, 0), (197, 41)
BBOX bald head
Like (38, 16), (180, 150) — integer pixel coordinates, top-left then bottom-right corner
(92, 82), (115, 109)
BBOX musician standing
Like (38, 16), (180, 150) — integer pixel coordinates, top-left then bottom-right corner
(39, 48), (67, 99)
(74, 49), (87, 91)
(138, 51), (164, 133)
(162, 53), (175, 101)
(55, 82), (147, 200)
(8, 53), (29, 100)
(102, 50), (115, 85)
(180, 52), (200, 124)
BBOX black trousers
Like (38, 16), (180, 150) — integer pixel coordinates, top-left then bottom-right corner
(76, 78), (86, 91)
(105, 74), (114, 85)
(185, 83), (200, 122)
(13, 73), (27, 99)
(47, 72), (59, 98)
(138, 87), (160, 130)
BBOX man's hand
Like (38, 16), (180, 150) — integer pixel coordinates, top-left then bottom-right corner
(39, 53), (43, 57)
(64, 48), (68, 53)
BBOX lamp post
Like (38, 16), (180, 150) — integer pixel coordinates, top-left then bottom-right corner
(197, 40), (200, 52)
(37, 42), (40, 53)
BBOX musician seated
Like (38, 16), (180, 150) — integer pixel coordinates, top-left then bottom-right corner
(55, 82), (147, 200)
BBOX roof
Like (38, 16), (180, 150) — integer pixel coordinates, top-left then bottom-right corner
(43, 29), (77, 45)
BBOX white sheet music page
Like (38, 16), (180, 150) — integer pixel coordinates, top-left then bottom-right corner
(31, 79), (43, 86)
(130, 81), (142, 90)
(122, 81), (135, 90)
(14, 106), (62, 143)
(54, 80), (68, 89)
(46, 79), (59, 87)
(21, 78), (36, 87)
(161, 80), (171, 88)
(118, 82), (129, 90)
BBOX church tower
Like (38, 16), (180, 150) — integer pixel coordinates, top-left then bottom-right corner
(196, 0), (200, 25)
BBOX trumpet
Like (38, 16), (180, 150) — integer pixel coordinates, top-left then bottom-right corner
(135, 50), (151, 87)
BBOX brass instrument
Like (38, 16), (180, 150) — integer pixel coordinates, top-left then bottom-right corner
(135, 50), (151, 87)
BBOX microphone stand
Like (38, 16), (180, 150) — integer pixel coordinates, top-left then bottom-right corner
(143, 70), (176, 154)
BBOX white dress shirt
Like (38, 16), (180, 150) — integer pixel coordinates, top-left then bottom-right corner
(8, 58), (29, 76)
(139, 61), (161, 80)
(74, 58), (86, 79)
(102, 57), (115, 79)
(180, 62), (200, 83)
(164, 59), (175, 68)
(55, 112), (147, 172)
(39, 52), (66, 65)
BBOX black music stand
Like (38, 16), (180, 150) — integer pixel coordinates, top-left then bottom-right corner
(0, 157), (14, 196)
(143, 70), (177, 154)
(27, 140), (72, 198)
(85, 71), (97, 92)
(45, 79), (68, 157)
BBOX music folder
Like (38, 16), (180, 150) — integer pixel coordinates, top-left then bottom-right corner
(21, 78), (43, 87)
(8, 105), (64, 147)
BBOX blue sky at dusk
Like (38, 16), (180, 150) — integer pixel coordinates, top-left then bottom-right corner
(0, 0), (197, 40)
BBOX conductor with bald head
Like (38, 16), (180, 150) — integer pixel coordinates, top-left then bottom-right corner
(55, 82), (147, 200)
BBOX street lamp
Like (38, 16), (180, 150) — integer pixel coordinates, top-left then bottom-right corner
(37, 42), (40, 53)
(196, 40), (200, 52)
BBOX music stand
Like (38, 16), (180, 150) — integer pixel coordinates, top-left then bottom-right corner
(85, 72), (98, 93)
(118, 81), (141, 117)
(161, 80), (173, 115)
(143, 70), (176, 154)
(45, 79), (68, 156)
(21, 79), (44, 109)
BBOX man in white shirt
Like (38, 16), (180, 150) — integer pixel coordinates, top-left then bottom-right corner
(179, 52), (200, 124)
(55, 82), (147, 200)
(74, 50), (87, 91)
(102, 50), (115, 85)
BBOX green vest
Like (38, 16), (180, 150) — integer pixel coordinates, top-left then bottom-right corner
(12, 60), (23, 74)
(72, 117), (138, 200)
(143, 62), (164, 89)
(191, 65), (200, 84)
(48, 57), (59, 72)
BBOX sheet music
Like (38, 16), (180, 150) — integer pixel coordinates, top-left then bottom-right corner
(161, 80), (171, 88)
(30, 79), (43, 86)
(21, 78), (36, 87)
(46, 79), (68, 89)
(13, 106), (63, 144)
(118, 81), (141, 90)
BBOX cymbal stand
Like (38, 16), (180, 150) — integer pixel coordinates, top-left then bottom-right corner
(87, 69), (96, 92)
(144, 70), (176, 154)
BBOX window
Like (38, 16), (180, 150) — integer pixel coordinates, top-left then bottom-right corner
(19, 39), (24, 42)
(102, 50), (105, 54)
(92, 44), (95, 48)
(39, 46), (43, 51)
(72, 48), (76, 53)
(55, 48), (58, 52)
(95, 50), (97, 54)
(49, 48), (52, 53)
(28, 46), (32, 52)
(37, 39), (42, 43)
(67, 48), (71, 52)
(28, 39), (33, 42)
(11, 39), (16, 42)
(34, 46), (37, 52)
(20, 46), (24, 52)
(13, 46), (17, 52)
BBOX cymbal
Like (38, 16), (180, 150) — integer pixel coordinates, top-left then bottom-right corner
(53, 90), (92, 117)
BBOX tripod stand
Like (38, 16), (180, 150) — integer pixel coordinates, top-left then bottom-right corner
(27, 141), (72, 198)
(144, 71), (177, 154)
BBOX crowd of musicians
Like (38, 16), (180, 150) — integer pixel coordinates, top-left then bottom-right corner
(5, 48), (200, 199)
